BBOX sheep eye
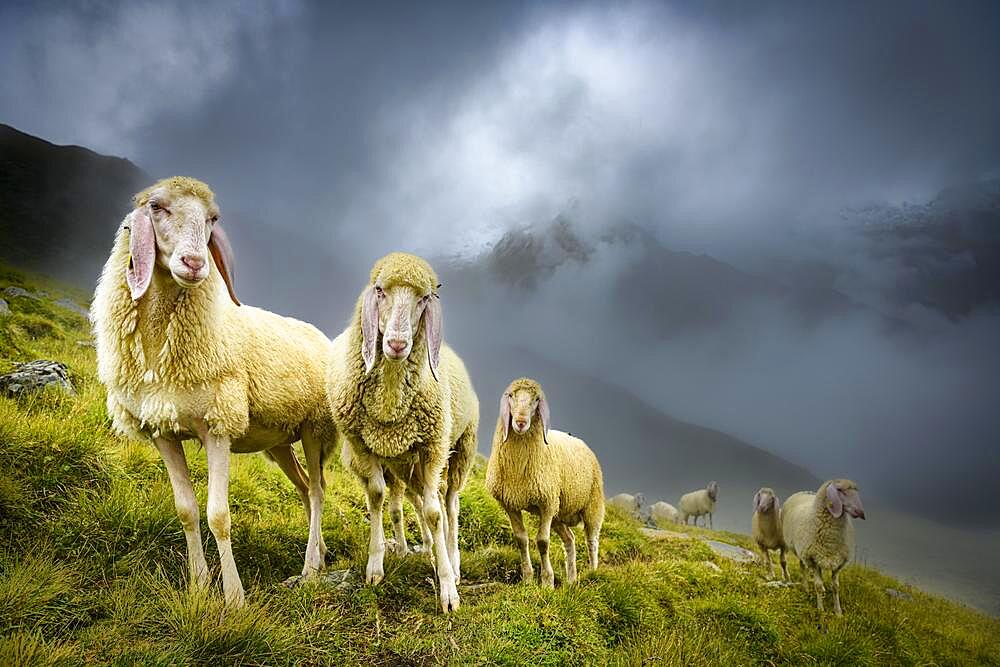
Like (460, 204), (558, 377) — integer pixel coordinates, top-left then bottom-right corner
(150, 202), (161, 211)
(209, 215), (219, 223)
(375, 286), (385, 298)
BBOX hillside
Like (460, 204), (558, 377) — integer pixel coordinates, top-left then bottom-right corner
(1, 266), (997, 665)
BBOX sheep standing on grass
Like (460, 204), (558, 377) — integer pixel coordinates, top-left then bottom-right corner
(781, 479), (866, 615)
(486, 378), (605, 588)
(751, 487), (788, 580)
(326, 253), (478, 613)
(91, 177), (336, 606)
(679, 481), (719, 528)
(608, 492), (645, 520)
(649, 501), (680, 526)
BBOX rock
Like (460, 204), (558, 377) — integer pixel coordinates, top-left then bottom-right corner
(886, 587), (913, 601)
(0, 298), (9, 316)
(3, 286), (37, 299)
(764, 580), (795, 588)
(55, 298), (89, 318)
(76, 340), (96, 348)
(0, 360), (74, 397)
(282, 568), (355, 590)
(639, 527), (691, 541)
(703, 539), (757, 563)
(701, 561), (722, 573)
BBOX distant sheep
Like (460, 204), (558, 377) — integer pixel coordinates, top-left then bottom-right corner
(649, 501), (680, 526)
(608, 492), (645, 519)
(92, 177), (335, 606)
(751, 487), (788, 580)
(679, 481), (719, 528)
(782, 479), (867, 615)
(486, 378), (605, 587)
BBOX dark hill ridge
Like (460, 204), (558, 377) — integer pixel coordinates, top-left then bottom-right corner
(0, 123), (147, 283)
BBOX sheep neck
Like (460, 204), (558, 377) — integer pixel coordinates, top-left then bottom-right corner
(346, 314), (428, 425)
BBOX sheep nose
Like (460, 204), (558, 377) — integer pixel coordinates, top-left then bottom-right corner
(181, 255), (205, 271)
(386, 339), (407, 354)
(514, 418), (527, 428)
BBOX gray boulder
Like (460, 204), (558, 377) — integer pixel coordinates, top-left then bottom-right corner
(0, 298), (9, 316)
(3, 286), (37, 300)
(0, 360), (75, 397)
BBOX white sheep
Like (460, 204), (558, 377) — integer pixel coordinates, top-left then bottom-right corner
(781, 479), (867, 615)
(649, 501), (680, 526)
(486, 378), (605, 588)
(751, 487), (788, 580)
(91, 177), (335, 606)
(326, 253), (478, 613)
(608, 492), (645, 520)
(679, 481), (719, 528)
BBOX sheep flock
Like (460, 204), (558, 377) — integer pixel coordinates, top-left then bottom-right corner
(91, 176), (870, 619)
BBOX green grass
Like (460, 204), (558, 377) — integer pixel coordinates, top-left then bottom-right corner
(1, 264), (998, 665)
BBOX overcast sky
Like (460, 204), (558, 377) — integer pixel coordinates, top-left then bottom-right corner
(2, 0), (999, 526)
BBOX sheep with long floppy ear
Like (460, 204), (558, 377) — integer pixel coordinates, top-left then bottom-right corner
(327, 252), (479, 614)
(678, 481), (720, 528)
(487, 377), (605, 588)
(781, 479), (867, 615)
(751, 487), (788, 580)
(92, 176), (336, 607)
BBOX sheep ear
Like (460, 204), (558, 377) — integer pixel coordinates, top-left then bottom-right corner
(126, 207), (155, 301)
(538, 394), (550, 444)
(826, 483), (844, 518)
(500, 394), (511, 442)
(361, 285), (379, 374)
(208, 222), (240, 306)
(424, 294), (442, 382)
(773, 494), (780, 511)
(753, 491), (762, 512)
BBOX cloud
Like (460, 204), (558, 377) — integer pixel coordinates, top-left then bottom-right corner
(0, 0), (302, 156)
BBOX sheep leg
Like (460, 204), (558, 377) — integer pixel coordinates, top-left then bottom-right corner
(779, 548), (789, 581)
(300, 428), (327, 576)
(388, 479), (409, 557)
(709, 513), (713, 530)
(809, 561), (826, 612)
(552, 520), (577, 584)
(364, 466), (387, 585)
(584, 518), (601, 571)
(406, 489), (433, 553)
(831, 564), (844, 616)
(153, 437), (210, 589)
(420, 476), (459, 612)
(506, 508), (534, 583)
(537, 512), (555, 589)
(266, 445), (327, 562)
(758, 544), (774, 579)
(444, 487), (461, 584)
(203, 431), (245, 607)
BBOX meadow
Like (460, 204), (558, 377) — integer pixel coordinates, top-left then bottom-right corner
(1, 265), (998, 666)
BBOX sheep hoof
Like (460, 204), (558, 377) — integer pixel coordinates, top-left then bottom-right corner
(440, 582), (460, 613)
(225, 589), (246, 608)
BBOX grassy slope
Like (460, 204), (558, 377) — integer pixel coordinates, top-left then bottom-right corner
(0, 265), (997, 667)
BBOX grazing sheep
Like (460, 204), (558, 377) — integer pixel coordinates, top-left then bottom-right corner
(781, 479), (867, 615)
(486, 378), (605, 588)
(327, 253), (478, 613)
(751, 487), (788, 580)
(608, 492), (645, 519)
(91, 177), (335, 606)
(679, 481), (719, 528)
(649, 501), (680, 526)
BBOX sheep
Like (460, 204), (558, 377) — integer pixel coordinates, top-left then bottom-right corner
(608, 492), (645, 520)
(326, 252), (478, 613)
(751, 487), (788, 580)
(91, 176), (335, 606)
(649, 501), (680, 526)
(486, 378), (605, 588)
(679, 481), (719, 528)
(781, 479), (866, 615)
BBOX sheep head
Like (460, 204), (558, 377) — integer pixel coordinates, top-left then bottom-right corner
(753, 487), (779, 513)
(126, 176), (238, 305)
(499, 377), (551, 444)
(360, 252), (442, 380)
(824, 479), (866, 520)
(707, 481), (719, 501)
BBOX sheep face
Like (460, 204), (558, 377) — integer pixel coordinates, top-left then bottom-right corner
(361, 253), (442, 380)
(126, 177), (238, 304)
(825, 479), (866, 519)
(753, 487), (778, 513)
(499, 378), (551, 444)
(708, 481), (719, 501)
(635, 493), (645, 510)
